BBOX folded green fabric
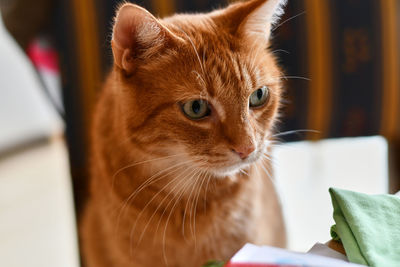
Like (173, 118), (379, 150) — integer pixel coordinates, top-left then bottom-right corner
(202, 260), (224, 267)
(329, 188), (400, 266)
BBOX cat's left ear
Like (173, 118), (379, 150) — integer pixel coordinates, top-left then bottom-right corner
(111, 3), (183, 75)
(214, 0), (287, 42)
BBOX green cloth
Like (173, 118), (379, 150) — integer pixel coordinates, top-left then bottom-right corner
(329, 188), (400, 266)
(202, 260), (224, 267)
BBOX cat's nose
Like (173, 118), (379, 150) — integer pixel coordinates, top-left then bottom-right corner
(231, 144), (255, 159)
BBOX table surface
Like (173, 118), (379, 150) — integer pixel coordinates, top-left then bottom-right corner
(0, 138), (80, 267)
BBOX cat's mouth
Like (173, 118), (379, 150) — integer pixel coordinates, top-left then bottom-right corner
(201, 148), (263, 177)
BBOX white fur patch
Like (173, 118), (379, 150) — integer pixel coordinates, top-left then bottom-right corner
(243, 0), (288, 40)
(137, 21), (163, 47)
(209, 98), (226, 122)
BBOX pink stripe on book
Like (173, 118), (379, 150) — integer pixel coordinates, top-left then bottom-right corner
(224, 262), (301, 267)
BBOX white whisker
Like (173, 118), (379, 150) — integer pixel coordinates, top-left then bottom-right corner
(178, 27), (207, 83)
(259, 158), (278, 188)
(272, 11), (306, 31)
(270, 49), (290, 55)
(272, 129), (320, 138)
(278, 75), (311, 81)
(161, 167), (202, 265)
(240, 169), (249, 176)
(129, 164), (195, 257)
(191, 170), (208, 248)
(188, 172), (202, 239)
(115, 159), (192, 235)
(154, 166), (198, 237)
(112, 153), (186, 189)
(203, 171), (212, 214)
(160, 167), (200, 266)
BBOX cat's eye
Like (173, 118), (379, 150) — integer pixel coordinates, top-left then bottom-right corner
(249, 86), (269, 108)
(181, 99), (211, 120)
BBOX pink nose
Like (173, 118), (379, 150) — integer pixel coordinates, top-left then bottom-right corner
(231, 144), (255, 159)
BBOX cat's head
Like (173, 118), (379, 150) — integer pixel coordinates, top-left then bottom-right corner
(111, 0), (286, 177)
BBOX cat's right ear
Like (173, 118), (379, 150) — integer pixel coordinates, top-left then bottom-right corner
(212, 0), (287, 43)
(112, 4), (180, 75)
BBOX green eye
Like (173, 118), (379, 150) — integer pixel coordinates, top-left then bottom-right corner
(249, 86), (269, 108)
(181, 99), (210, 120)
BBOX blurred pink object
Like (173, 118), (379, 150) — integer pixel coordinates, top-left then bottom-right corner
(27, 38), (59, 74)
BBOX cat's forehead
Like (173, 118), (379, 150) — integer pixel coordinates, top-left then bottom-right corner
(176, 25), (276, 94)
(186, 40), (273, 99)
(166, 32), (242, 82)
(208, 50), (260, 92)
(149, 17), (281, 105)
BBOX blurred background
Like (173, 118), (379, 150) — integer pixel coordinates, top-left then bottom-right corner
(0, 0), (399, 266)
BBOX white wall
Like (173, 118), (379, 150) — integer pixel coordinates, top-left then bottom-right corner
(273, 136), (388, 252)
(0, 14), (62, 152)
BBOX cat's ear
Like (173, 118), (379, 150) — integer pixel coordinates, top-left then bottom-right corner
(214, 0), (287, 42)
(111, 4), (180, 74)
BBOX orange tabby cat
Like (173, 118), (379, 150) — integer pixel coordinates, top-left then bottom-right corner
(81, 0), (287, 266)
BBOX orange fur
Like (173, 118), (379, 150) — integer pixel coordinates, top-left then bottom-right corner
(81, 1), (287, 266)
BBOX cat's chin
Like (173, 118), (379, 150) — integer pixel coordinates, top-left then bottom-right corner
(200, 148), (265, 178)
(205, 160), (255, 178)
(208, 167), (243, 178)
